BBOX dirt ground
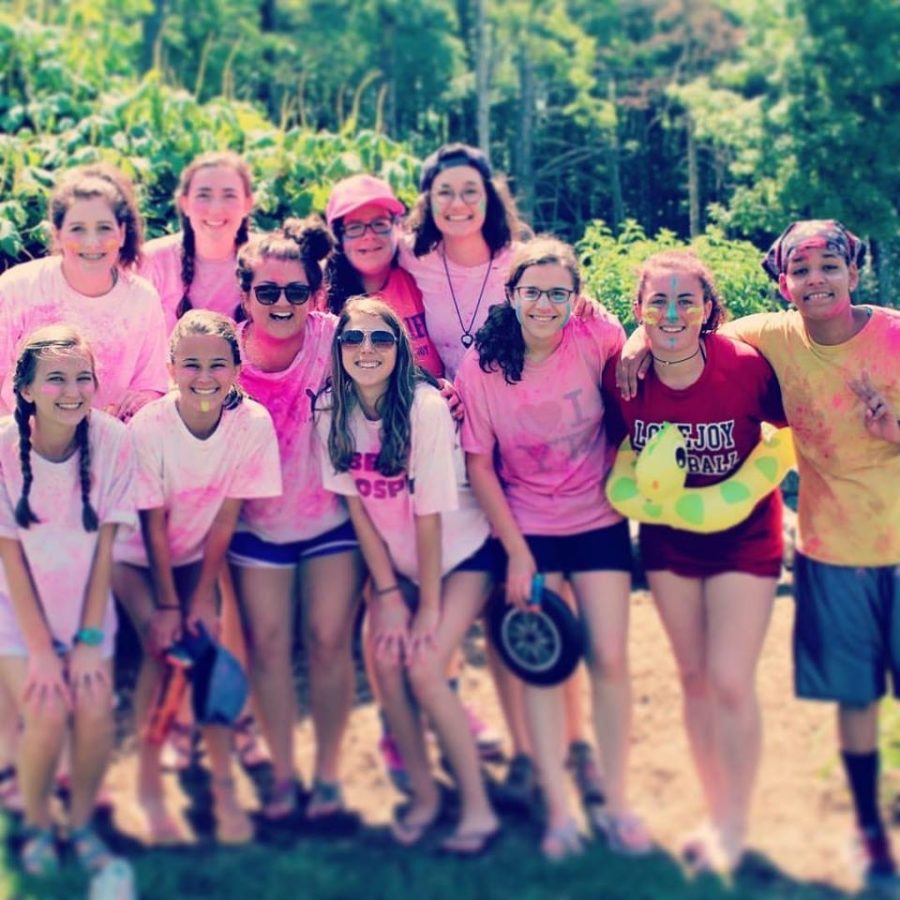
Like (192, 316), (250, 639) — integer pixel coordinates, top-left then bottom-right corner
(103, 564), (894, 896)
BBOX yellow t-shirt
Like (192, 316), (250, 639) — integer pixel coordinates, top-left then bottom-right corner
(723, 307), (899, 566)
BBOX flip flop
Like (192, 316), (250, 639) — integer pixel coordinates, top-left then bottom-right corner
(390, 806), (440, 847)
(20, 827), (59, 877)
(541, 819), (583, 862)
(440, 825), (501, 857)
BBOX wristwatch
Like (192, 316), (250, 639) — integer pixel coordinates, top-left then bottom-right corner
(73, 627), (104, 647)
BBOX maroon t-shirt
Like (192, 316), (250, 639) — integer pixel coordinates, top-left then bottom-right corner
(602, 333), (786, 577)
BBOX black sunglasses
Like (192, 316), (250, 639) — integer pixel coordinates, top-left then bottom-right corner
(252, 282), (312, 305)
(338, 329), (397, 349)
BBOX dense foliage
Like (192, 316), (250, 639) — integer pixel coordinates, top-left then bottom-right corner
(0, 1), (896, 310)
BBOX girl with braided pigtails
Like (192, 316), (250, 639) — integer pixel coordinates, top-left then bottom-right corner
(140, 152), (254, 334)
(0, 326), (134, 877)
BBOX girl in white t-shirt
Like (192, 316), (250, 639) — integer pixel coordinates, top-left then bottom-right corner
(140, 152), (254, 334)
(0, 326), (134, 876)
(318, 297), (499, 854)
(112, 311), (281, 845)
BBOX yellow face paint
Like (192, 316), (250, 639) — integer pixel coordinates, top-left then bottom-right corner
(683, 306), (704, 326)
(200, 399), (211, 413)
(641, 307), (662, 326)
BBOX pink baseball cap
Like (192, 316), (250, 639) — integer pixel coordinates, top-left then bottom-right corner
(325, 174), (405, 227)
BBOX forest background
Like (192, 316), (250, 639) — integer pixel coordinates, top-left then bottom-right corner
(1, 0), (898, 323)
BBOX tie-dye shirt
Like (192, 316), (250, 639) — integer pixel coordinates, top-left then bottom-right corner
(724, 307), (899, 565)
(139, 232), (243, 335)
(236, 313), (348, 543)
(115, 391), (282, 567)
(399, 243), (515, 380)
(318, 383), (489, 580)
(0, 411), (135, 657)
(457, 313), (626, 536)
(0, 256), (169, 414)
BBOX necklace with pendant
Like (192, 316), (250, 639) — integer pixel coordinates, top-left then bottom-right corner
(441, 248), (493, 348)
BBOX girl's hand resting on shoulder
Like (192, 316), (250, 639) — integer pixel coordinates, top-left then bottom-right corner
(505, 548), (538, 611)
(615, 327), (652, 400)
(24, 648), (70, 712)
(69, 643), (108, 705)
(438, 379), (464, 422)
(848, 373), (900, 444)
(108, 389), (159, 423)
(372, 591), (410, 666)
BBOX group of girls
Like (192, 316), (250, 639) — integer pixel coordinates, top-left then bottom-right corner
(0, 139), (895, 889)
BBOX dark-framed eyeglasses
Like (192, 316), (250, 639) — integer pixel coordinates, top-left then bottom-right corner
(512, 286), (575, 305)
(342, 218), (395, 240)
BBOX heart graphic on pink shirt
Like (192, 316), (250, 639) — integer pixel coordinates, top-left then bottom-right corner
(521, 401), (561, 433)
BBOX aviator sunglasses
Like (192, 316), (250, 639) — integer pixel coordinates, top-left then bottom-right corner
(252, 282), (312, 305)
(338, 329), (398, 349)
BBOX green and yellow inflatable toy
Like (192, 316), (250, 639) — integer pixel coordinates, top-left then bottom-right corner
(606, 422), (795, 533)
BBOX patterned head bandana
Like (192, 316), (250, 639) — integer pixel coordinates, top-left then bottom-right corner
(762, 220), (865, 281)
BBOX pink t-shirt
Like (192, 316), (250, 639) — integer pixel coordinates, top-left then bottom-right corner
(139, 232), (242, 335)
(377, 268), (444, 379)
(0, 256), (169, 414)
(115, 392), (282, 567)
(399, 242), (515, 380)
(457, 314), (626, 536)
(236, 313), (347, 543)
(318, 384), (489, 581)
(0, 411), (135, 657)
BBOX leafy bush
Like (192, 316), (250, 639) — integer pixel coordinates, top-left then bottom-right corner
(577, 219), (784, 332)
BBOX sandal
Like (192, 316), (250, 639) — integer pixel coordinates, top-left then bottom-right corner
(305, 778), (344, 820)
(262, 778), (300, 821)
(160, 721), (198, 772)
(390, 804), (440, 847)
(233, 715), (271, 770)
(541, 819), (583, 862)
(501, 754), (537, 810)
(0, 765), (23, 814)
(212, 777), (254, 845)
(20, 827), (59, 877)
(440, 824), (501, 857)
(591, 809), (653, 857)
(69, 823), (115, 874)
(566, 740), (606, 807)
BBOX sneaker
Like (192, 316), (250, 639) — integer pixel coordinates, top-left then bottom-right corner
(501, 753), (537, 810)
(463, 704), (505, 762)
(566, 740), (606, 808)
(379, 733), (411, 795)
(852, 826), (899, 889)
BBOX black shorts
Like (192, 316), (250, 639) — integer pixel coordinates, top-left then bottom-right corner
(492, 520), (632, 578)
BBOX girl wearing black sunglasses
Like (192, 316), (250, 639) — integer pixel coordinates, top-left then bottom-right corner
(317, 297), (500, 855)
(227, 217), (365, 823)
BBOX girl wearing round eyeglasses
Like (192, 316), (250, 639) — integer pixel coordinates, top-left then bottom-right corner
(228, 217), (364, 822)
(317, 296), (500, 854)
(401, 143), (525, 381)
(456, 237), (649, 860)
(324, 175), (444, 379)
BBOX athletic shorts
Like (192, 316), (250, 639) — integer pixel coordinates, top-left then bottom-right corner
(491, 520), (632, 578)
(794, 552), (900, 706)
(228, 520), (358, 569)
(450, 539), (501, 575)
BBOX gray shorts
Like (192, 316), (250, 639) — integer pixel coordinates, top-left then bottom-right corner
(794, 552), (900, 706)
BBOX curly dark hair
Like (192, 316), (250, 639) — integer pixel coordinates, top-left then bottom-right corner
(235, 215), (334, 320)
(475, 236), (581, 385)
(407, 143), (526, 257)
(633, 250), (726, 334)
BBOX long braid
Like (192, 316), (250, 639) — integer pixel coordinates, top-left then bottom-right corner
(13, 403), (40, 528)
(176, 222), (197, 320)
(76, 418), (99, 532)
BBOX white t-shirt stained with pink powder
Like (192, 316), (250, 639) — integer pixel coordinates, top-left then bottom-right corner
(0, 257), (169, 414)
(457, 314), (626, 536)
(318, 384), (489, 581)
(115, 391), (282, 567)
(0, 412), (135, 657)
(236, 313), (347, 543)
(399, 243), (515, 380)
(139, 232), (243, 335)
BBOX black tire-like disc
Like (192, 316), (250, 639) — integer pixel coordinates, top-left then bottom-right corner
(488, 585), (584, 686)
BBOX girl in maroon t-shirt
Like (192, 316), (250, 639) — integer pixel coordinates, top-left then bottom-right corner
(602, 250), (786, 874)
